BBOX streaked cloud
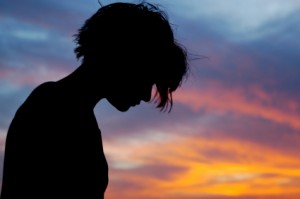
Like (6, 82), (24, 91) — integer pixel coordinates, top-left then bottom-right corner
(167, 0), (300, 41)
(174, 83), (300, 130)
(11, 28), (49, 41)
(104, 134), (300, 199)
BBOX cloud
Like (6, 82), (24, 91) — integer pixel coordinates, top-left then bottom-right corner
(104, 134), (300, 199)
(167, 0), (300, 41)
(0, 66), (69, 86)
(1, 1), (299, 198)
(0, 18), (77, 68)
(174, 82), (300, 130)
(0, 0), (95, 36)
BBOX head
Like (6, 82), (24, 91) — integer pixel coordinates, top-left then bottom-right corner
(74, 2), (189, 112)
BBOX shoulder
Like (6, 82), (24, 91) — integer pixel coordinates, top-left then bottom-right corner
(8, 82), (58, 131)
(30, 81), (57, 98)
(16, 81), (58, 114)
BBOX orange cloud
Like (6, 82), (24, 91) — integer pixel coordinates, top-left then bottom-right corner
(104, 134), (300, 199)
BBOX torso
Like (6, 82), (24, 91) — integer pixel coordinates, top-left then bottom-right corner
(1, 82), (108, 199)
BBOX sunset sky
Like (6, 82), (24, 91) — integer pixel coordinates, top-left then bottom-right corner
(1, 0), (300, 198)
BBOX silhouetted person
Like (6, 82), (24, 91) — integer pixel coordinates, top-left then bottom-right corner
(0, 2), (189, 199)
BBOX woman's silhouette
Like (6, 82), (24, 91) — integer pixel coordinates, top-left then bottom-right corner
(0, 2), (189, 199)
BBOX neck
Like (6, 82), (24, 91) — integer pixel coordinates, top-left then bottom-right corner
(56, 64), (104, 110)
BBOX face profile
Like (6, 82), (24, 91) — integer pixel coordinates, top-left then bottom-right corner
(106, 74), (154, 112)
(0, 2), (189, 199)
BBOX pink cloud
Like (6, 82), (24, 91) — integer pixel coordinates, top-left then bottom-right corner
(0, 66), (69, 86)
(174, 81), (300, 130)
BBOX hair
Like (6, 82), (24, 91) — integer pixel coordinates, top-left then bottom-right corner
(73, 2), (189, 112)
